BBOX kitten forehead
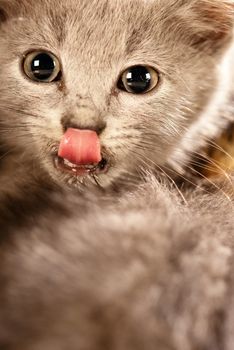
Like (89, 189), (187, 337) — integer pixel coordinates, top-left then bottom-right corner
(1, 0), (167, 56)
(0, 0), (232, 73)
(0, 0), (232, 67)
(1, 0), (233, 13)
(2, 0), (233, 33)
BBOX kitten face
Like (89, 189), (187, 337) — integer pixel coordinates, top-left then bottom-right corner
(0, 0), (233, 190)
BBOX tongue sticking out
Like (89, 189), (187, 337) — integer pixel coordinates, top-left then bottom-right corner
(58, 128), (101, 165)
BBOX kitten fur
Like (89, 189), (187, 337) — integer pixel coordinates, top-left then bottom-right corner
(0, 0), (234, 349)
(0, 177), (234, 350)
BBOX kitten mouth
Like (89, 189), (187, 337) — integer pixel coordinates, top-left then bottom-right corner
(54, 156), (108, 176)
(53, 128), (109, 177)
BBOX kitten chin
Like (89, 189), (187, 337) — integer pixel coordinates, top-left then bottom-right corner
(0, 176), (234, 350)
(0, 0), (233, 196)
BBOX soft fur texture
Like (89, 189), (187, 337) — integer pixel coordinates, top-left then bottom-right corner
(0, 0), (234, 349)
(0, 177), (234, 350)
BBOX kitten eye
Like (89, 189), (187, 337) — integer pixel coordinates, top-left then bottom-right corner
(23, 51), (61, 83)
(117, 65), (159, 94)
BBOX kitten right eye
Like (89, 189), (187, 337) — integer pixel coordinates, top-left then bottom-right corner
(23, 51), (61, 83)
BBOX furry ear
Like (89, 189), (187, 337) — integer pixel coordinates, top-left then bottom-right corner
(176, 0), (234, 53)
(193, 0), (234, 42)
(0, 4), (8, 23)
(0, 0), (18, 24)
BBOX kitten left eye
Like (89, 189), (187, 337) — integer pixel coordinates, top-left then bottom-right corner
(23, 51), (61, 83)
(117, 65), (159, 94)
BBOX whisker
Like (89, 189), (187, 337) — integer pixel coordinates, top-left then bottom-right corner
(205, 139), (234, 163)
(0, 147), (18, 162)
(0, 105), (45, 120)
(120, 143), (189, 205)
(177, 160), (234, 202)
(91, 173), (104, 190)
(188, 151), (234, 182)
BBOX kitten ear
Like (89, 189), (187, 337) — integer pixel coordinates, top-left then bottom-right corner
(0, 0), (17, 24)
(0, 3), (8, 23)
(190, 0), (234, 51)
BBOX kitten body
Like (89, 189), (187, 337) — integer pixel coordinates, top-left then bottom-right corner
(0, 1), (234, 349)
(0, 176), (234, 350)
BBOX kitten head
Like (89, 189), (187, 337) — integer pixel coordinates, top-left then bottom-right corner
(0, 0), (233, 190)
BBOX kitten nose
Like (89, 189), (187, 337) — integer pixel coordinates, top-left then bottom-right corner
(61, 109), (106, 135)
(62, 120), (106, 135)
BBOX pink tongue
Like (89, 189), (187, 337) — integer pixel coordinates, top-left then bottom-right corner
(58, 128), (101, 165)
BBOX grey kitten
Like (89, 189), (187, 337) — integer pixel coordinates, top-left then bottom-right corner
(0, 0), (233, 202)
(0, 177), (234, 350)
(0, 1), (234, 349)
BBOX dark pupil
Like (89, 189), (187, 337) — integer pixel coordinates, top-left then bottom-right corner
(126, 66), (151, 93)
(31, 53), (55, 80)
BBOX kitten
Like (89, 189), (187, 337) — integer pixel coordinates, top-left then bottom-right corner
(0, 177), (234, 350)
(0, 0), (233, 205)
(0, 1), (234, 349)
